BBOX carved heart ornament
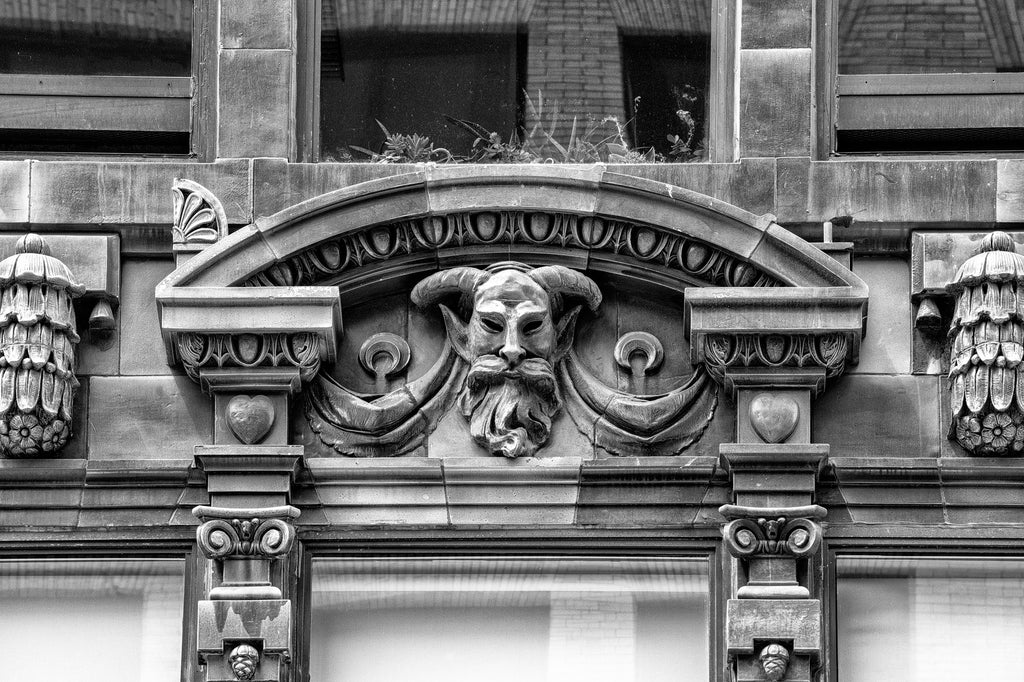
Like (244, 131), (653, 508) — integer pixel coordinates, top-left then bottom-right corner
(226, 394), (276, 444)
(748, 393), (799, 444)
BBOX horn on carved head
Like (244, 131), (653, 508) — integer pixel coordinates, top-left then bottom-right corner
(529, 265), (602, 313)
(410, 267), (491, 309)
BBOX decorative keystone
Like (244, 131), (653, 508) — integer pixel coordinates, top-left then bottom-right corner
(0, 234), (85, 457)
(947, 231), (1024, 455)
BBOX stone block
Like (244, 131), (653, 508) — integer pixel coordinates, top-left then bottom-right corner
(29, 159), (251, 226)
(0, 160), (29, 224)
(576, 456), (719, 525)
(823, 460), (946, 524)
(739, 49), (812, 158)
(88, 376), (212, 458)
(726, 599), (821, 654)
(776, 159), (997, 225)
(197, 599), (291, 653)
(220, 0), (293, 49)
(998, 159), (1024, 222)
(252, 159), (417, 218)
(813, 375), (941, 458)
(741, 0), (811, 49)
(850, 258), (911, 374)
(442, 458), (581, 525)
(307, 458), (448, 525)
(218, 50), (293, 159)
(120, 259), (175, 375)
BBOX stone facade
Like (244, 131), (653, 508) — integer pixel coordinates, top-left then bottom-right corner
(1, 1), (1023, 681)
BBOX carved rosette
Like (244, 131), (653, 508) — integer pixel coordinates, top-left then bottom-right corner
(0, 234), (84, 457)
(193, 505), (299, 559)
(947, 232), (1024, 455)
(721, 505), (825, 559)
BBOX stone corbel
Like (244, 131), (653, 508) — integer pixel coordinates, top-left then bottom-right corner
(193, 445), (303, 682)
(686, 284), (863, 682)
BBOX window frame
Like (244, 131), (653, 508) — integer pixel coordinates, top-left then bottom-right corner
(0, 0), (213, 160)
(0, 544), (198, 682)
(291, 530), (728, 682)
(819, 0), (1024, 157)
(296, 0), (736, 164)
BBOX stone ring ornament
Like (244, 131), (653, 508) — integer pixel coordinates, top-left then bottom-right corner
(358, 333), (411, 379)
(306, 262), (718, 458)
(614, 331), (664, 377)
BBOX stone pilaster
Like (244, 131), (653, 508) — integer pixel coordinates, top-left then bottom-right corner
(216, 0), (296, 159)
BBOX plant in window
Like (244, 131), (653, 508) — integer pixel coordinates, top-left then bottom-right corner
(666, 85), (705, 162)
(351, 121), (453, 163)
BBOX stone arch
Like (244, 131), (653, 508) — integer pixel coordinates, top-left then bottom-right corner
(161, 166), (865, 296)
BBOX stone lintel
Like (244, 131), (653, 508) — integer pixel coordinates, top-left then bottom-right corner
(200, 367), (302, 395)
(196, 445), (303, 507)
(726, 598), (821, 655)
(726, 367), (826, 396)
(443, 457), (582, 525)
(721, 444), (828, 505)
(686, 286), (867, 343)
(196, 599), (292, 653)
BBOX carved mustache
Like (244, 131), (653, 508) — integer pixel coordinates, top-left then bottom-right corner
(466, 354), (557, 396)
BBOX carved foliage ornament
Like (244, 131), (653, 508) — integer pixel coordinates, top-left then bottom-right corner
(228, 644), (260, 681)
(171, 178), (228, 249)
(704, 333), (849, 382)
(307, 262), (718, 458)
(244, 211), (779, 290)
(947, 232), (1024, 455)
(0, 234), (84, 457)
(176, 332), (323, 383)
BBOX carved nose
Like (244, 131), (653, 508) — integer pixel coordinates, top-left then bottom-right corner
(500, 340), (525, 367)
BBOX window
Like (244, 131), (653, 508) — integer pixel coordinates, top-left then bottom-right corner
(309, 557), (710, 682)
(314, 0), (713, 163)
(836, 556), (1024, 681)
(834, 0), (1024, 153)
(0, 559), (186, 682)
(0, 0), (194, 154)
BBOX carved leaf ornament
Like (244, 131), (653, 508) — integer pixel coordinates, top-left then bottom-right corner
(0, 234), (84, 457)
(947, 232), (1024, 455)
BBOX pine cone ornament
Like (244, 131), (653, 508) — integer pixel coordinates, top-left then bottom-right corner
(759, 643), (790, 681)
(229, 643), (259, 681)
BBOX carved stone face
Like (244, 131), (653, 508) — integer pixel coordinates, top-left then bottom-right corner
(468, 270), (557, 367)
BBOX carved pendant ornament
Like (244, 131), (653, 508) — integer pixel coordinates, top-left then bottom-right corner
(947, 232), (1024, 455)
(307, 262), (718, 458)
(0, 234), (83, 457)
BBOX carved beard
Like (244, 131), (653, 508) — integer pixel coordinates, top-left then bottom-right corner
(460, 354), (561, 458)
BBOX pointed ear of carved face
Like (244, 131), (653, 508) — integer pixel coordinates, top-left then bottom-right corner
(553, 305), (582, 362)
(439, 304), (472, 362)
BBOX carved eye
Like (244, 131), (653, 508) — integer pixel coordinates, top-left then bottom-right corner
(481, 317), (504, 333)
(523, 320), (543, 335)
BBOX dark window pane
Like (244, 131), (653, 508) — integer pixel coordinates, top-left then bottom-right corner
(0, 1), (192, 76)
(837, 557), (1024, 681)
(319, 0), (711, 162)
(311, 558), (709, 682)
(839, 0), (1024, 75)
